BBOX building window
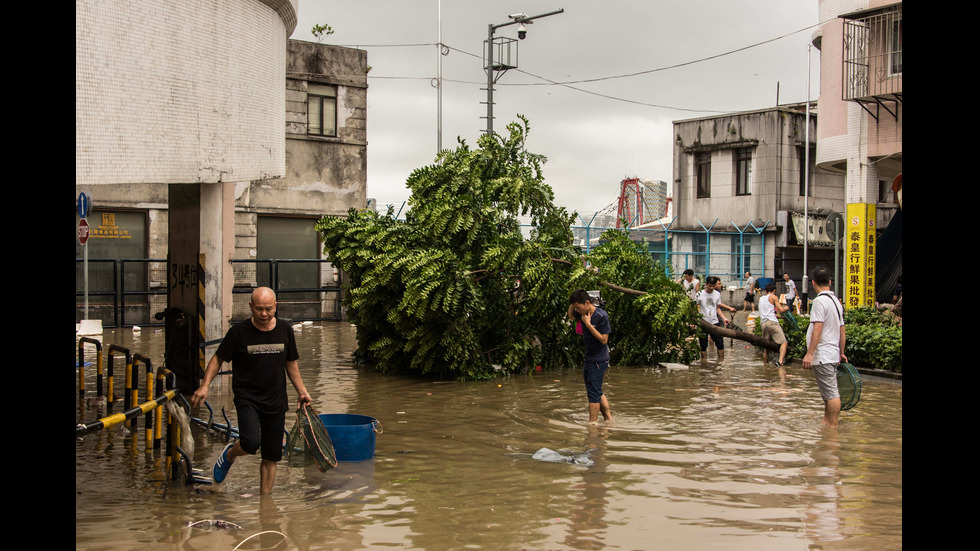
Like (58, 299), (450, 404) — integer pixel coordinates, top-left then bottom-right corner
(798, 146), (813, 197)
(878, 179), (894, 204)
(734, 148), (752, 196)
(889, 15), (902, 75)
(696, 152), (711, 198)
(308, 83), (337, 137)
(731, 235), (751, 275)
(693, 234), (707, 275)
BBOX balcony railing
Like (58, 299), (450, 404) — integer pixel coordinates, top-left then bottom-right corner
(842, 5), (902, 104)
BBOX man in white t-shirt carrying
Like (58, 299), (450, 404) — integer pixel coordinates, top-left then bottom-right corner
(802, 268), (847, 428)
(783, 272), (797, 313)
(697, 276), (738, 362)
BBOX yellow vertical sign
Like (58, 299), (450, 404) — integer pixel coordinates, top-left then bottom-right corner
(845, 203), (877, 309)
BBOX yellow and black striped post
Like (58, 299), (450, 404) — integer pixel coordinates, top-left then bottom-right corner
(77, 337), (102, 400)
(198, 254), (206, 388)
(134, 354), (154, 449)
(107, 345), (131, 415)
(75, 388), (177, 437)
(153, 367), (176, 450)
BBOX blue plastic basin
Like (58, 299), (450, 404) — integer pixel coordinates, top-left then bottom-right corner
(318, 414), (381, 462)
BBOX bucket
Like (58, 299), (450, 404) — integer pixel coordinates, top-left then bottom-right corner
(318, 414), (382, 461)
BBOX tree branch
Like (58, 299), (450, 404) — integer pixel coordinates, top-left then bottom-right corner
(597, 280), (782, 353)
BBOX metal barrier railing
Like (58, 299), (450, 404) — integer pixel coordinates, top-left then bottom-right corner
(77, 335), (308, 485)
(77, 337), (102, 402)
(76, 338), (211, 485)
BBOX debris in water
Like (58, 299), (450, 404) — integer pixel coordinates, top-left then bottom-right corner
(187, 519), (242, 530)
(531, 447), (594, 467)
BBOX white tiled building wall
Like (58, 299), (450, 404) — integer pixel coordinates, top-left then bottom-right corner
(76, 0), (295, 186)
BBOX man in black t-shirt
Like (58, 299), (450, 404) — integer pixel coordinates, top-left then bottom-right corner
(568, 290), (612, 424)
(191, 287), (312, 494)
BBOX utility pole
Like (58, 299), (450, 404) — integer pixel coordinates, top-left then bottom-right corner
(802, 44), (812, 313)
(483, 9), (564, 135)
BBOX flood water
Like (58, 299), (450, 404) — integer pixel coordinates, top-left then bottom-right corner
(76, 322), (902, 550)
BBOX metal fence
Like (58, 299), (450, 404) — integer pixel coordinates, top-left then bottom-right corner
(76, 258), (344, 328)
(230, 259), (343, 323)
(75, 258), (168, 328)
(373, 201), (769, 288)
(566, 218), (769, 288)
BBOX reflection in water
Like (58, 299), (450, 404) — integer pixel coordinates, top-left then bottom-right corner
(76, 323), (902, 550)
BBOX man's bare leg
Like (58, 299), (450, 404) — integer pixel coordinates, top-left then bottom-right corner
(588, 402), (600, 424)
(260, 460), (277, 494)
(599, 395), (612, 421)
(823, 398), (841, 428)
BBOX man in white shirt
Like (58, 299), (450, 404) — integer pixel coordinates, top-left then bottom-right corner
(742, 272), (756, 312)
(697, 276), (738, 362)
(802, 268), (847, 428)
(783, 273), (797, 312)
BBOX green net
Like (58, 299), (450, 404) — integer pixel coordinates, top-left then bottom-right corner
(286, 404), (337, 472)
(836, 362), (862, 411)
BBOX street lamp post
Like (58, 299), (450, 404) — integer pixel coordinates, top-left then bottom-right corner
(483, 9), (564, 135)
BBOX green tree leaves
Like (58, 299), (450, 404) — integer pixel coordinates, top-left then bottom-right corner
(317, 118), (700, 378)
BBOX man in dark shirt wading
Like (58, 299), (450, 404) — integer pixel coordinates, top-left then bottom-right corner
(191, 287), (313, 494)
(568, 290), (612, 424)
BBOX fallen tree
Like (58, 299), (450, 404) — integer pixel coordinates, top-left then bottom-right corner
(317, 118), (778, 378)
(596, 281), (782, 353)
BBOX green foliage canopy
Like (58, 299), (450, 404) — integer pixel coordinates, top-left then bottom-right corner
(317, 118), (701, 379)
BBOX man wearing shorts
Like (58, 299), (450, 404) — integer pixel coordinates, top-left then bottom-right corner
(759, 282), (788, 366)
(742, 272), (756, 312)
(191, 287), (313, 493)
(802, 268), (847, 428)
(783, 273), (798, 313)
(697, 276), (737, 362)
(568, 290), (612, 424)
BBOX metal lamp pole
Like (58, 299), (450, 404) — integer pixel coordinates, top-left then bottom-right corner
(484, 9), (564, 135)
(802, 44), (811, 313)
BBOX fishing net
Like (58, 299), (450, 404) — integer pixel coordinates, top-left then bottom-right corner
(286, 404), (337, 472)
(836, 362), (862, 411)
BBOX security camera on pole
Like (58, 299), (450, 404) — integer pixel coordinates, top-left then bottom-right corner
(483, 9), (564, 136)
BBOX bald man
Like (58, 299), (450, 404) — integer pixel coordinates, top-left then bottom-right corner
(191, 287), (312, 494)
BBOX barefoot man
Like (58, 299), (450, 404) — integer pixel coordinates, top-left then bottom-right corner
(568, 290), (612, 424)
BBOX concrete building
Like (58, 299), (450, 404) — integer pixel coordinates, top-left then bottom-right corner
(671, 105), (845, 292)
(75, 1), (367, 391)
(76, 36), (368, 327)
(813, 0), (902, 307)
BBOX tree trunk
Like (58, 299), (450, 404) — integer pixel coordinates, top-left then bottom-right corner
(598, 281), (782, 353)
(698, 318), (781, 353)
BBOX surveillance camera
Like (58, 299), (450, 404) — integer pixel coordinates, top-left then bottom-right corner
(518, 23), (527, 39)
(509, 13), (527, 20)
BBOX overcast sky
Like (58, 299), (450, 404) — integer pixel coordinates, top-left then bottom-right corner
(292, 0), (821, 215)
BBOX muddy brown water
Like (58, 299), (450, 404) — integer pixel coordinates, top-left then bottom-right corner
(76, 322), (902, 550)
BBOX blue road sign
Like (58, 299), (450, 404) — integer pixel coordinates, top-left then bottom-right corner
(77, 192), (92, 219)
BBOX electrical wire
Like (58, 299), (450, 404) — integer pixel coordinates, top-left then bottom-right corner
(318, 17), (828, 113)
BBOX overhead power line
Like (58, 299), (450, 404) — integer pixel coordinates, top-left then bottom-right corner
(328, 20), (822, 112)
